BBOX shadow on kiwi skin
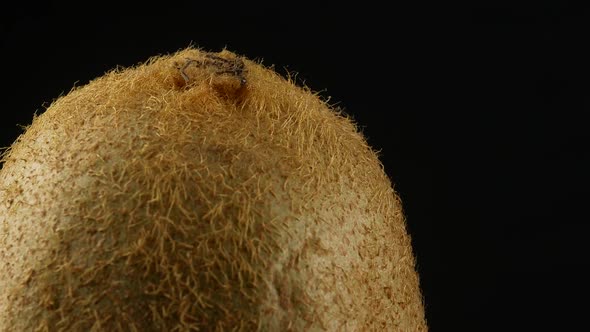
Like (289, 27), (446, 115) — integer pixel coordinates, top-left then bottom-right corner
(4, 150), (276, 330)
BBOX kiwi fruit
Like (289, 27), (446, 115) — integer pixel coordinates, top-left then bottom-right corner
(0, 48), (427, 331)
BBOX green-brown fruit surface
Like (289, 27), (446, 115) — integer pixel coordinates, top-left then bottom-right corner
(0, 48), (427, 331)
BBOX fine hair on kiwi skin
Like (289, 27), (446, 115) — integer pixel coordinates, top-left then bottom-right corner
(0, 47), (428, 331)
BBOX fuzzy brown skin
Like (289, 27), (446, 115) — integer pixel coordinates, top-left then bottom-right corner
(0, 48), (427, 331)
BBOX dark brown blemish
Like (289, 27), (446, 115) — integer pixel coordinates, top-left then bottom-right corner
(179, 53), (247, 87)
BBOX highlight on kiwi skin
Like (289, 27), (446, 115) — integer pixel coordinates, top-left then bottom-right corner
(0, 47), (428, 331)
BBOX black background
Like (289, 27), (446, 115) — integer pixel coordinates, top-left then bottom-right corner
(1, 2), (588, 330)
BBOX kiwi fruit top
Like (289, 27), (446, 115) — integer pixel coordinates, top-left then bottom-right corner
(0, 48), (427, 331)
